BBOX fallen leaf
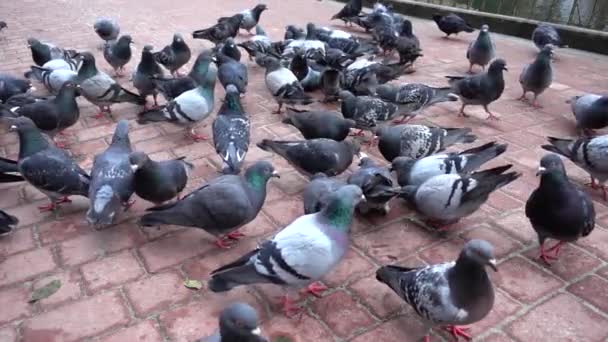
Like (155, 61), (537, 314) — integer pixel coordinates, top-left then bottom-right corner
(183, 279), (203, 290)
(29, 279), (61, 303)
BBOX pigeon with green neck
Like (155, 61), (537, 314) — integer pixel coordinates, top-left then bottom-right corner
(213, 84), (250, 174)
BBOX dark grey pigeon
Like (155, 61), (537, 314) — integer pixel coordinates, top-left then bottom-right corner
(27, 38), (66, 67)
(257, 138), (360, 177)
(526, 154), (595, 265)
(395, 20), (422, 67)
(432, 13), (474, 38)
(401, 165), (519, 227)
(341, 66), (379, 96)
(139, 161), (278, 249)
(238, 25), (273, 61)
(282, 108), (355, 141)
(197, 303), (267, 342)
(339, 90), (399, 132)
(87, 120), (134, 227)
(321, 68), (341, 102)
(447, 58), (507, 120)
(10, 117), (89, 212)
(289, 52), (321, 92)
(0, 157), (24, 183)
(331, 0), (362, 25)
(303, 172), (347, 214)
(213, 85), (251, 174)
(216, 50), (248, 94)
(129, 151), (192, 205)
(466, 24), (495, 73)
(150, 51), (210, 101)
(532, 23), (567, 50)
(376, 124), (477, 162)
(376, 239), (497, 341)
(208, 185), (364, 317)
(239, 4), (268, 34)
(94, 17), (120, 43)
(153, 33), (192, 76)
(260, 56), (313, 114)
(568, 94), (608, 135)
(519, 46), (553, 108)
(193, 14), (243, 44)
(0, 209), (18, 237)
(103, 35), (133, 77)
(391, 141), (507, 187)
(132, 45), (164, 109)
(375, 83), (458, 124)
(0, 74), (34, 103)
(348, 156), (403, 215)
(217, 37), (242, 62)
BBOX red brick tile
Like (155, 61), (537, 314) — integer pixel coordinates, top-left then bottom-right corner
(575, 226), (608, 261)
(0, 285), (31, 324)
(238, 213), (277, 238)
(124, 272), (192, 317)
(567, 275), (608, 312)
(493, 211), (537, 242)
(323, 247), (374, 287)
(172, 140), (215, 160)
(98, 320), (163, 342)
(7, 201), (49, 227)
(364, 200), (414, 227)
(134, 133), (185, 155)
(350, 317), (428, 342)
(0, 227), (35, 256)
(495, 257), (563, 304)
(524, 243), (602, 280)
(480, 332), (516, 341)
(81, 251), (144, 292)
(263, 313), (334, 342)
(465, 290), (521, 336)
(0, 247), (57, 287)
(461, 225), (523, 259)
(31, 270), (83, 310)
(262, 197), (304, 227)
(311, 290), (376, 339)
(485, 190), (523, 213)
(349, 272), (408, 319)
(138, 229), (215, 273)
(37, 214), (91, 245)
(418, 238), (464, 264)
(0, 326), (17, 342)
(272, 171), (308, 195)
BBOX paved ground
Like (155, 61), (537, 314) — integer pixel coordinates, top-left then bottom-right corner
(1, 0), (608, 341)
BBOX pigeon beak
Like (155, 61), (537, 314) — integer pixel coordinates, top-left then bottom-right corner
(503, 66), (508, 72)
(8, 125), (17, 132)
(130, 164), (139, 172)
(487, 259), (498, 272)
(251, 327), (262, 336)
(271, 170), (280, 178)
(358, 152), (367, 159)
(536, 166), (546, 176)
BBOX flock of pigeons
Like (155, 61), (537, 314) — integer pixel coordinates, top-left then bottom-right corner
(0, 0), (606, 341)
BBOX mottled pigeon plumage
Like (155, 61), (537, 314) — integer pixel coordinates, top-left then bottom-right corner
(519, 45), (553, 107)
(348, 157), (403, 215)
(129, 151), (192, 205)
(282, 108), (355, 141)
(339, 90), (399, 131)
(375, 83), (458, 123)
(213, 85), (250, 174)
(466, 25), (495, 73)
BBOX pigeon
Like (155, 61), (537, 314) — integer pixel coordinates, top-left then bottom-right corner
(213, 84), (251, 174)
(129, 151), (192, 205)
(74, 52), (145, 118)
(339, 90), (399, 133)
(139, 161), (278, 248)
(153, 33), (192, 76)
(542, 135), (608, 200)
(375, 83), (459, 124)
(447, 58), (507, 120)
(9, 117), (89, 212)
(432, 13), (474, 38)
(150, 51), (212, 101)
(284, 25), (306, 40)
(197, 303), (267, 342)
(289, 52), (321, 92)
(239, 4), (269, 35)
(257, 138), (360, 177)
(208, 185), (364, 316)
(320, 68), (341, 102)
(526, 154), (595, 265)
(132, 45), (164, 109)
(303, 172), (347, 214)
(532, 23), (567, 50)
(24, 60), (78, 95)
(0, 157), (24, 183)
(376, 239), (497, 341)
(2, 93), (52, 107)
(103, 34), (133, 77)
(376, 124), (477, 162)
(391, 141), (508, 187)
(259, 56), (313, 114)
(348, 157), (403, 215)
(217, 37), (242, 62)
(282, 108), (356, 141)
(466, 24), (495, 73)
(282, 24), (326, 60)
(216, 49), (248, 94)
(87, 120), (134, 227)
(331, 0), (362, 26)
(395, 20), (422, 67)
(0, 210), (18, 237)
(341, 66), (379, 96)
(401, 165), (519, 227)
(193, 14), (243, 44)
(568, 94), (608, 134)
(0, 21), (7, 33)
(519, 45), (553, 108)
(27, 38), (67, 67)
(0, 74), (34, 103)
(346, 59), (410, 85)
(94, 17), (120, 43)
(138, 50), (217, 141)
(238, 25), (273, 61)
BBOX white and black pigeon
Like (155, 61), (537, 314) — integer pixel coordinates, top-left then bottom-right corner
(375, 124), (477, 162)
(132, 45), (164, 109)
(24, 52), (80, 95)
(138, 50), (217, 141)
(260, 56), (313, 114)
(348, 157), (403, 215)
(10, 117), (90, 212)
(216, 49), (248, 94)
(532, 23), (567, 50)
(139, 161), (278, 249)
(375, 83), (459, 124)
(391, 141), (508, 187)
(519, 45), (553, 108)
(282, 108), (356, 141)
(103, 34), (133, 77)
(401, 165), (519, 228)
(153, 33), (192, 76)
(257, 138), (360, 177)
(542, 135), (608, 200)
(238, 25), (273, 61)
(197, 303), (267, 342)
(339, 90), (399, 133)
(0, 157), (24, 183)
(129, 151), (192, 205)
(94, 17), (120, 44)
(282, 23), (326, 60)
(466, 24), (495, 73)
(289, 52), (322, 92)
(447, 58), (507, 120)
(87, 120), (134, 227)
(331, 0), (362, 26)
(0, 210), (18, 237)
(239, 4), (268, 35)
(303, 172), (347, 214)
(150, 51), (210, 101)
(213, 84), (250, 174)
(0, 74), (34, 103)
(208, 185), (364, 316)
(376, 239), (497, 341)
(432, 13), (475, 38)
(526, 154), (595, 265)
(27, 38), (68, 67)
(568, 94), (608, 135)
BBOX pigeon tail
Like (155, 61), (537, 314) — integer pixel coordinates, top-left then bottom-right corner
(24, 66), (48, 81)
(464, 25), (475, 33)
(443, 127), (477, 146)
(137, 107), (168, 124)
(223, 142), (242, 174)
(208, 249), (268, 292)
(256, 139), (289, 156)
(376, 265), (416, 292)
(541, 137), (574, 158)
(431, 87), (459, 104)
(117, 87), (146, 105)
(461, 142), (508, 172)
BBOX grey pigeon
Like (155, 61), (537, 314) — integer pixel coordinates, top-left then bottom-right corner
(321, 68), (341, 102)
(132, 45), (164, 109)
(87, 120), (134, 226)
(447, 58), (507, 120)
(341, 66), (379, 96)
(239, 4), (268, 34)
(0, 21), (6, 33)
(339, 90), (399, 132)
(376, 239), (497, 341)
(0, 210), (18, 237)
(395, 20), (423, 67)
(238, 25), (273, 61)
(198, 303), (267, 342)
(139, 161), (278, 249)
(568, 94), (608, 135)
(103, 35), (133, 77)
(0, 157), (24, 183)
(542, 135), (608, 200)
(10, 117), (89, 212)
(303, 172), (347, 214)
(432, 13), (474, 38)
(348, 157), (403, 215)
(0, 74), (34, 103)
(129, 151), (192, 205)
(532, 23), (567, 50)
(216, 50), (248, 94)
(466, 24), (495, 73)
(213, 85), (251, 174)
(526, 154), (595, 265)
(153, 33), (191, 76)
(150, 51), (211, 101)
(346, 59), (410, 86)
(519, 45), (553, 107)
(27, 38), (67, 67)
(391, 141), (508, 187)
(74, 52), (145, 118)
(401, 165), (519, 227)
(138, 50), (217, 141)
(260, 56), (313, 114)
(257, 138), (360, 177)
(376, 124), (477, 162)
(217, 37), (242, 62)
(193, 14), (243, 44)
(331, 0), (362, 25)
(25, 60), (78, 95)
(289, 52), (321, 92)
(282, 108), (355, 141)
(94, 17), (120, 43)
(376, 83), (458, 123)
(282, 23), (326, 59)
(208, 185), (364, 316)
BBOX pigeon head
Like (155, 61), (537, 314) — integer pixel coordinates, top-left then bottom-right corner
(400, 20), (414, 37)
(219, 303), (265, 341)
(537, 153), (567, 177)
(143, 44), (154, 52)
(481, 24), (489, 33)
(75, 52), (97, 72)
(129, 151), (150, 172)
(118, 35), (133, 45)
(173, 33), (185, 44)
(253, 4), (268, 14)
(220, 85), (243, 114)
(432, 14), (443, 23)
(259, 55), (281, 71)
(58, 82), (81, 97)
(320, 184), (364, 228)
(539, 45), (554, 59)
(26, 38), (41, 47)
(375, 84), (396, 101)
(87, 184), (120, 226)
(488, 58), (507, 73)
(284, 25), (304, 40)
(390, 156), (415, 172)
(191, 50), (217, 83)
(0, 21), (7, 29)
(460, 239), (497, 271)
(110, 120), (131, 147)
(244, 161), (279, 189)
(338, 90), (355, 101)
(306, 23), (318, 38)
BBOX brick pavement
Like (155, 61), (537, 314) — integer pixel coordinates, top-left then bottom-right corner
(0, 0), (607, 341)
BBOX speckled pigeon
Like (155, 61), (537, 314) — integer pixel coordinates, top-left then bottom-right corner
(375, 83), (458, 123)
(260, 56), (313, 114)
(153, 33), (191, 76)
(129, 151), (192, 205)
(150, 51), (211, 101)
(331, 0), (362, 25)
(198, 303), (267, 342)
(348, 157), (403, 215)
(339, 90), (399, 132)
(466, 24), (495, 73)
(519, 45), (553, 108)
(432, 13), (474, 38)
(213, 85), (250, 174)
(282, 108), (356, 141)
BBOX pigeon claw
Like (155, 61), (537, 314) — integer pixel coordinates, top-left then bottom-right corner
(226, 230), (246, 240)
(214, 237), (237, 249)
(122, 199), (136, 211)
(276, 295), (302, 318)
(186, 129), (208, 142)
(539, 242), (560, 265)
(444, 325), (472, 341)
(301, 282), (327, 298)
